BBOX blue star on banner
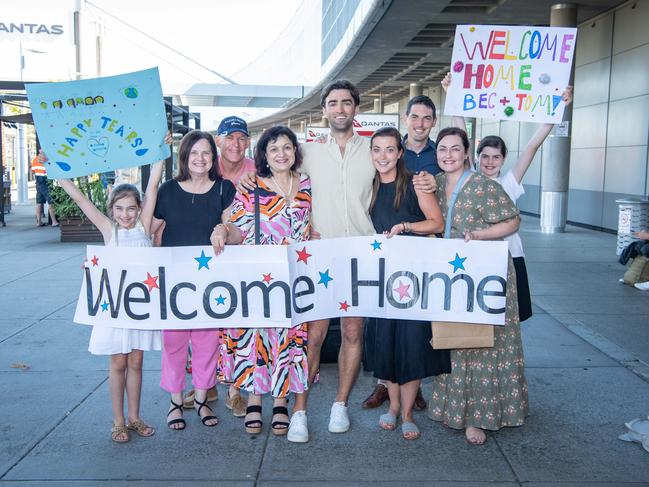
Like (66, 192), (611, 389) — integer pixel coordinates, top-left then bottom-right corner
(100, 301), (109, 312)
(194, 250), (212, 270)
(215, 294), (226, 305)
(371, 240), (382, 251)
(448, 253), (467, 273)
(318, 269), (333, 288)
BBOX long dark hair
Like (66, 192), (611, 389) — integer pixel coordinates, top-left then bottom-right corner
(175, 130), (221, 182)
(369, 127), (411, 211)
(254, 126), (302, 178)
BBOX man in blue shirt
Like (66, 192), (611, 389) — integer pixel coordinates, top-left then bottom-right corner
(361, 94), (439, 411)
(403, 94), (440, 176)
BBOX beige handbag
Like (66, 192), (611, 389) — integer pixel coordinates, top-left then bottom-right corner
(430, 322), (494, 349)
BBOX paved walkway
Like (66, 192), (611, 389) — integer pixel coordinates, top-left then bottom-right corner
(1, 203), (648, 486)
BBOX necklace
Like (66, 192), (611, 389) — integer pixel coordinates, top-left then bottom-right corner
(271, 174), (293, 199)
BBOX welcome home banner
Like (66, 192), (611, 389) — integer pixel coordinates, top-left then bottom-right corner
(74, 236), (509, 330)
(444, 25), (576, 123)
(26, 68), (170, 178)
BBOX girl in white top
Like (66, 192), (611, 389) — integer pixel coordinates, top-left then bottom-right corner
(42, 136), (169, 443)
(442, 73), (573, 321)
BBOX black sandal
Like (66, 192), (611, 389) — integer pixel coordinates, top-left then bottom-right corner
(245, 405), (263, 434)
(195, 397), (219, 427)
(271, 406), (289, 436)
(167, 399), (186, 430)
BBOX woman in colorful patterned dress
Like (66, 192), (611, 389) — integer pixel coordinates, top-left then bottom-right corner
(427, 127), (527, 446)
(211, 126), (311, 442)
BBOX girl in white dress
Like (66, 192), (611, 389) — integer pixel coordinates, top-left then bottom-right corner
(43, 142), (168, 443)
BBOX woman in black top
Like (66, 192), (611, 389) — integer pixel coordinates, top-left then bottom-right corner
(152, 130), (235, 430)
(367, 127), (448, 440)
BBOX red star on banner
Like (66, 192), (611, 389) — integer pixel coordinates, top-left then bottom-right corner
(143, 272), (159, 291)
(296, 246), (312, 264)
(91, 255), (99, 267)
(262, 273), (274, 284)
(339, 300), (350, 312)
(394, 280), (411, 300)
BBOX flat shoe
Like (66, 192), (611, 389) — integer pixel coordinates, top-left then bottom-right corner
(126, 419), (155, 437)
(195, 398), (219, 427)
(167, 399), (186, 430)
(226, 391), (247, 417)
(379, 412), (397, 431)
(401, 422), (421, 440)
(183, 386), (218, 409)
(111, 424), (130, 443)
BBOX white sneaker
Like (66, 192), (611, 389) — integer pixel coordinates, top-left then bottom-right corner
(634, 281), (649, 291)
(619, 278), (626, 283)
(328, 401), (350, 433)
(287, 410), (308, 443)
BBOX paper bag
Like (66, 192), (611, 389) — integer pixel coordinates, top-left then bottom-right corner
(430, 322), (494, 349)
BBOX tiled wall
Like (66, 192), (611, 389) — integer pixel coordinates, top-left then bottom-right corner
(466, 1), (649, 230)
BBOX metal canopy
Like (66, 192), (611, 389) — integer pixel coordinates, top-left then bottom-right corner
(168, 83), (310, 108)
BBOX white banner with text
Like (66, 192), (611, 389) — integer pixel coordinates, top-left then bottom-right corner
(74, 236), (509, 330)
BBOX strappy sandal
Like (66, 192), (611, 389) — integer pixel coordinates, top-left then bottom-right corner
(245, 404), (263, 434)
(195, 397), (219, 427)
(126, 419), (155, 437)
(167, 399), (186, 430)
(379, 412), (397, 431)
(271, 406), (290, 436)
(111, 424), (130, 443)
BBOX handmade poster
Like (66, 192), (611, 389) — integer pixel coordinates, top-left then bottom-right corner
(74, 236), (509, 330)
(26, 68), (170, 178)
(444, 25), (576, 123)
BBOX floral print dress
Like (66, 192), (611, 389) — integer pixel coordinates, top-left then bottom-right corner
(219, 175), (311, 398)
(428, 172), (529, 430)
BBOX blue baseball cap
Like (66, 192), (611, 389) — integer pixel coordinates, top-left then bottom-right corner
(217, 116), (249, 136)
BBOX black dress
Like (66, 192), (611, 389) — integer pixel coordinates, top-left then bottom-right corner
(364, 180), (451, 385)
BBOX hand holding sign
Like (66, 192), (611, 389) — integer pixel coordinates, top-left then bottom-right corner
(27, 68), (170, 178)
(444, 25), (576, 123)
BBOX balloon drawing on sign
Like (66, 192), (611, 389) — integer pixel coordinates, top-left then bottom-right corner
(88, 137), (110, 157)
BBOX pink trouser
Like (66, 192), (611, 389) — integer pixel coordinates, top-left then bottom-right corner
(160, 329), (219, 393)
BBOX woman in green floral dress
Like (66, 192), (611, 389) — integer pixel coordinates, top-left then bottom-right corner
(427, 127), (528, 445)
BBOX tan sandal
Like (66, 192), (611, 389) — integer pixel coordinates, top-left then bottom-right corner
(126, 419), (155, 437)
(111, 424), (130, 443)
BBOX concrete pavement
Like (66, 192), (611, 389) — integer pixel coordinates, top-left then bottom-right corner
(1, 203), (648, 486)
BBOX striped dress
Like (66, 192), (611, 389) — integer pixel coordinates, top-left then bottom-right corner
(219, 175), (311, 397)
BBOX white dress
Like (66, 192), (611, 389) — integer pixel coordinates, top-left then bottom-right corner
(88, 224), (162, 355)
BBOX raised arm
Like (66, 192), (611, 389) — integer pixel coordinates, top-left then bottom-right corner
(140, 161), (164, 236)
(140, 132), (172, 235)
(39, 150), (113, 241)
(511, 86), (573, 184)
(441, 72), (468, 132)
(57, 178), (113, 241)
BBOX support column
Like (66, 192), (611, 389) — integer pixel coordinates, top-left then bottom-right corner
(16, 124), (28, 204)
(373, 98), (383, 113)
(409, 83), (422, 99)
(540, 3), (577, 233)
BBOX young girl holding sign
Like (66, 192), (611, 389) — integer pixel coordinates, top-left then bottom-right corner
(442, 73), (572, 322)
(40, 134), (170, 443)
